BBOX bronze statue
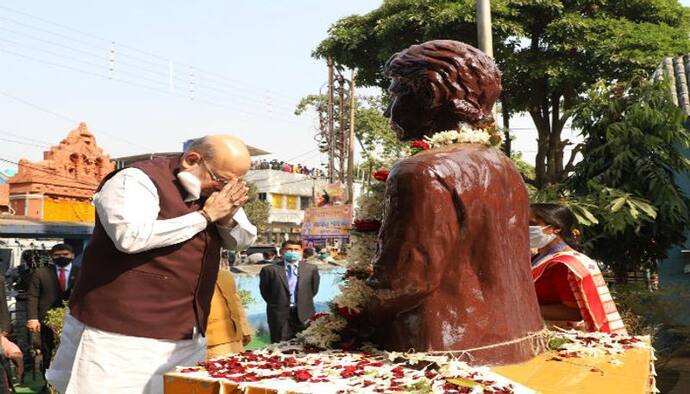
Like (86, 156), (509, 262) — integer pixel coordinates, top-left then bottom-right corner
(366, 40), (545, 365)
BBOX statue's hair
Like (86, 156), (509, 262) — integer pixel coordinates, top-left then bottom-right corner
(384, 40), (501, 126)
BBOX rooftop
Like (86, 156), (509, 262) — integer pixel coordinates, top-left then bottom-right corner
(0, 216), (93, 239)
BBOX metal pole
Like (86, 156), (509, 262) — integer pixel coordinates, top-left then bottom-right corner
(477, 0), (498, 119)
(338, 75), (346, 184)
(347, 70), (356, 204)
(477, 0), (494, 58)
(327, 60), (335, 183)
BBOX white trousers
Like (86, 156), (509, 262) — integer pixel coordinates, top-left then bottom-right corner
(46, 314), (206, 394)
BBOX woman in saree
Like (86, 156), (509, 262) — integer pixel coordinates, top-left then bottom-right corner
(530, 203), (627, 335)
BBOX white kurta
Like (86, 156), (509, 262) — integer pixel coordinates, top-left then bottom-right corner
(46, 168), (257, 394)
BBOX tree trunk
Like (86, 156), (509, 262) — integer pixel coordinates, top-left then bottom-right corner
(614, 264), (628, 285)
(547, 93), (562, 184)
(530, 94), (570, 188)
(502, 108), (511, 156)
(529, 108), (550, 189)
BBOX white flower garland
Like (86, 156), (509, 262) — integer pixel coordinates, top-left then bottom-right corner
(425, 125), (501, 148)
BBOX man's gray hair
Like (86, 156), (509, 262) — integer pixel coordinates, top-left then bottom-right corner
(185, 137), (216, 162)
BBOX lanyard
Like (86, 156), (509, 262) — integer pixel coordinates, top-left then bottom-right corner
(532, 241), (568, 267)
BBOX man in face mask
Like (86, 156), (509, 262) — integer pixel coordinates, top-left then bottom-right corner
(26, 243), (80, 376)
(47, 135), (258, 394)
(259, 240), (320, 343)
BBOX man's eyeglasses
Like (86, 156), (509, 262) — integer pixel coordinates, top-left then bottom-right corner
(201, 159), (231, 185)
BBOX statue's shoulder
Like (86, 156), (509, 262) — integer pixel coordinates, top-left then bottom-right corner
(392, 145), (504, 175)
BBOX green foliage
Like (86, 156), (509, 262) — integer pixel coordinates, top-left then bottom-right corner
(296, 94), (406, 165)
(44, 301), (69, 357)
(237, 289), (255, 307)
(315, 0), (690, 188)
(611, 283), (690, 345)
(566, 79), (690, 277)
(244, 182), (270, 236)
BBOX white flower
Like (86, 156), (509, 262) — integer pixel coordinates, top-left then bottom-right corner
(346, 232), (377, 271)
(425, 127), (495, 148)
(299, 314), (348, 349)
(333, 278), (373, 312)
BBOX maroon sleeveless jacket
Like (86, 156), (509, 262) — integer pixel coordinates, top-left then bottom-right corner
(69, 157), (221, 340)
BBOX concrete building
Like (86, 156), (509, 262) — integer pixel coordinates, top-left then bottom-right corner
(244, 169), (329, 243)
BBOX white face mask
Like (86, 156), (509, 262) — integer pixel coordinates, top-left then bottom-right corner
(177, 170), (201, 201)
(529, 226), (557, 249)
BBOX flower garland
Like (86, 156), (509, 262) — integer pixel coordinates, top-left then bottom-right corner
(301, 124), (502, 350)
(426, 124), (503, 148)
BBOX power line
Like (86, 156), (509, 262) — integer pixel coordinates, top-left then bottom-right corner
(0, 90), (154, 151)
(0, 6), (302, 103)
(282, 148), (320, 163)
(0, 46), (303, 126)
(0, 128), (53, 147)
(0, 136), (49, 149)
(0, 20), (299, 111)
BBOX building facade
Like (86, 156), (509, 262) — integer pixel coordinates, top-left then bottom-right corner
(244, 169), (328, 244)
(7, 122), (114, 222)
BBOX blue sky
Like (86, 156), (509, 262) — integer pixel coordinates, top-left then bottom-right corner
(0, 0), (382, 169)
(1, 0), (689, 170)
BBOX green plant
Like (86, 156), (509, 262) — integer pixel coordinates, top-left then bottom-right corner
(314, 0), (690, 188)
(610, 283), (690, 355)
(44, 301), (69, 362)
(244, 182), (270, 236)
(567, 78), (690, 281)
(238, 289), (255, 307)
(295, 94), (406, 165)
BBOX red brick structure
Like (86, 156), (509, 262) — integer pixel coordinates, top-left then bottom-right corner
(0, 184), (9, 214)
(8, 122), (114, 221)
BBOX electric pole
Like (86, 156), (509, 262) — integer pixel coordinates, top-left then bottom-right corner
(347, 70), (356, 204)
(327, 60), (335, 183)
(338, 74), (346, 184)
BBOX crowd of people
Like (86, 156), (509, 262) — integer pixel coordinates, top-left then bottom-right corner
(251, 160), (323, 177)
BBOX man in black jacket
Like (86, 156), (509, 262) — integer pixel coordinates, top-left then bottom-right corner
(26, 244), (80, 372)
(259, 240), (320, 343)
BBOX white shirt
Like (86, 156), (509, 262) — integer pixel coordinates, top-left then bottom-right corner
(45, 167), (257, 394)
(54, 262), (73, 286)
(93, 168), (257, 253)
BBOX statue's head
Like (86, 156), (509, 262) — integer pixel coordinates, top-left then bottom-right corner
(383, 40), (501, 141)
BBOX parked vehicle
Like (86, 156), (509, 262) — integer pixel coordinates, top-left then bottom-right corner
(239, 244), (280, 264)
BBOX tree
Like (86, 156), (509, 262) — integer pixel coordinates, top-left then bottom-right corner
(566, 79), (690, 282)
(244, 182), (270, 239)
(314, 0), (690, 189)
(295, 94), (406, 169)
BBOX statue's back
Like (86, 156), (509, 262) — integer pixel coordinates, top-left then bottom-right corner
(368, 144), (545, 365)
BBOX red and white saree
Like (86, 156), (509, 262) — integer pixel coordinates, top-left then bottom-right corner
(532, 250), (627, 335)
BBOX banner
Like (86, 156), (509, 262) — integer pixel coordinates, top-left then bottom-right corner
(301, 204), (352, 240)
